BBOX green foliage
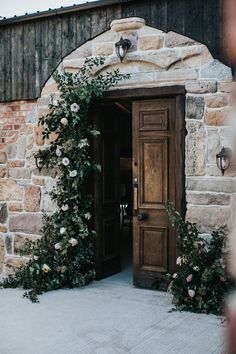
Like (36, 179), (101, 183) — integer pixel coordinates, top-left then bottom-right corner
(0, 57), (129, 302)
(166, 201), (233, 315)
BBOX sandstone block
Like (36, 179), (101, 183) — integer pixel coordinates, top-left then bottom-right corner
(0, 180), (23, 201)
(0, 226), (7, 233)
(111, 17), (145, 32)
(0, 203), (8, 223)
(8, 168), (31, 179)
(6, 144), (17, 159)
(0, 167), (7, 178)
(14, 234), (37, 255)
(139, 35), (164, 51)
(26, 135), (34, 150)
(8, 160), (25, 168)
(200, 59), (232, 81)
(32, 178), (45, 186)
(206, 129), (220, 164)
(164, 31), (197, 47)
(186, 96), (205, 120)
(19, 125), (33, 135)
(8, 202), (23, 212)
(186, 121), (206, 176)
(218, 81), (236, 93)
(24, 185), (41, 212)
(205, 110), (230, 126)
(186, 192), (230, 205)
(0, 151), (7, 164)
(186, 177), (236, 193)
(0, 237), (5, 273)
(17, 136), (26, 159)
(5, 256), (28, 275)
(34, 124), (45, 146)
(66, 41), (92, 60)
(205, 94), (228, 108)
(5, 235), (12, 254)
(93, 42), (114, 56)
(186, 205), (231, 232)
(185, 81), (217, 93)
(9, 214), (43, 234)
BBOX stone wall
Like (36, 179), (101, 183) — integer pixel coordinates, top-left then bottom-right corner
(0, 17), (236, 275)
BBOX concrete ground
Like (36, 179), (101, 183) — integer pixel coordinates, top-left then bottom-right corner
(0, 268), (225, 354)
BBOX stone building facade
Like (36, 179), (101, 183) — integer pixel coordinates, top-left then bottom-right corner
(0, 17), (235, 275)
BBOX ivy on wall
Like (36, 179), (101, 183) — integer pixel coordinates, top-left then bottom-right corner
(0, 57), (129, 302)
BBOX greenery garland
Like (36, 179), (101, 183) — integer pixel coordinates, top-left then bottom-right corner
(166, 202), (233, 315)
(0, 57), (129, 302)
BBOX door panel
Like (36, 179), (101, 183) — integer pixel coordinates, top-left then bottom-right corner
(94, 106), (121, 279)
(133, 98), (184, 288)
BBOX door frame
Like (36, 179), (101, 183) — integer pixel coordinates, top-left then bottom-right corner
(94, 85), (186, 277)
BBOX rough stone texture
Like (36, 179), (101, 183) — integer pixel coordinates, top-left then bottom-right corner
(187, 177), (236, 193)
(24, 185), (41, 212)
(0, 167), (7, 178)
(205, 93), (228, 108)
(8, 202), (23, 212)
(186, 121), (206, 176)
(9, 214), (43, 234)
(165, 31), (197, 47)
(0, 180), (23, 201)
(206, 129), (220, 164)
(186, 205), (231, 232)
(5, 256), (28, 275)
(8, 167), (31, 179)
(185, 81), (217, 93)
(186, 192), (230, 205)
(186, 96), (205, 120)
(205, 110), (230, 126)
(5, 235), (12, 254)
(0, 152), (7, 163)
(14, 234), (37, 255)
(218, 81), (236, 93)
(200, 59), (232, 81)
(111, 17), (145, 32)
(0, 203), (8, 223)
(0, 237), (5, 273)
(93, 42), (114, 56)
(139, 35), (164, 50)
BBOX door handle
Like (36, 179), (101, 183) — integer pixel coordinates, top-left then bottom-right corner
(133, 183), (138, 214)
(137, 213), (148, 221)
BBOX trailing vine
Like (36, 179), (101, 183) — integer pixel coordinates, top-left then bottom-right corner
(166, 201), (233, 315)
(0, 57), (129, 302)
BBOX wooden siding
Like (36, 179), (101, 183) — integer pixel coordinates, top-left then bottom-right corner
(0, 0), (228, 102)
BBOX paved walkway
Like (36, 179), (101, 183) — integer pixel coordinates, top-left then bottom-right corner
(0, 269), (225, 354)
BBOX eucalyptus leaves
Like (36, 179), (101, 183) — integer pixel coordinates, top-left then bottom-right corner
(0, 57), (129, 302)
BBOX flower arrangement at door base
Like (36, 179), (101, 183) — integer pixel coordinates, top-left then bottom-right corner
(166, 201), (233, 315)
(0, 57), (129, 302)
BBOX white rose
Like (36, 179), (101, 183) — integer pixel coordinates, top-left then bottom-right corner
(33, 255), (39, 261)
(62, 157), (70, 166)
(176, 256), (182, 266)
(69, 238), (78, 247)
(42, 264), (51, 273)
(60, 118), (68, 125)
(84, 212), (91, 220)
(69, 170), (78, 177)
(60, 227), (66, 234)
(78, 138), (89, 149)
(56, 148), (62, 157)
(70, 103), (80, 112)
(193, 266), (200, 272)
(55, 243), (61, 250)
(186, 274), (193, 282)
(188, 289), (195, 298)
(173, 273), (178, 279)
(61, 204), (69, 211)
(90, 130), (100, 137)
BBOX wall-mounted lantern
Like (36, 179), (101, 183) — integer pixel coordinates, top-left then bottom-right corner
(35, 150), (49, 172)
(216, 147), (232, 175)
(115, 36), (132, 62)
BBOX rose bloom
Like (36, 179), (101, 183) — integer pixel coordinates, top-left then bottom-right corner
(60, 227), (66, 234)
(60, 117), (68, 125)
(78, 138), (89, 149)
(61, 204), (69, 211)
(84, 212), (92, 220)
(176, 256), (182, 266)
(69, 170), (78, 177)
(62, 157), (70, 166)
(70, 103), (80, 112)
(56, 148), (62, 157)
(33, 255), (39, 261)
(173, 273), (178, 279)
(69, 238), (78, 247)
(193, 266), (200, 272)
(42, 264), (51, 273)
(188, 289), (195, 298)
(186, 274), (193, 282)
(55, 243), (61, 250)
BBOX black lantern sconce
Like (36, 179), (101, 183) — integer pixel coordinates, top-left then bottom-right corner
(34, 150), (49, 172)
(216, 147), (232, 175)
(115, 36), (132, 62)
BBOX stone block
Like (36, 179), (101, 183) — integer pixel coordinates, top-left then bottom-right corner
(41, 178), (57, 212)
(34, 124), (45, 146)
(186, 205), (231, 232)
(24, 185), (41, 212)
(111, 17), (145, 32)
(8, 168), (31, 179)
(14, 234), (37, 255)
(164, 31), (197, 47)
(200, 60), (232, 81)
(0, 237), (5, 273)
(0, 167), (7, 178)
(17, 136), (26, 159)
(205, 94), (228, 108)
(186, 96), (205, 120)
(206, 129), (220, 163)
(19, 125), (33, 136)
(66, 41), (92, 60)
(26, 135), (34, 150)
(139, 35), (164, 51)
(6, 144), (17, 159)
(32, 178), (45, 186)
(93, 42), (114, 56)
(186, 121), (206, 176)
(0, 151), (7, 164)
(186, 177), (236, 193)
(8, 202), (23, 212)
(5, 256), (28, 275)
(8, 160), (25, 168)
(0, 203), (8, 223)
(186, 192), (230, 205)
(218, 81), (236, 93)
(205, 110), (230, 126)
(9, 214), (43, 234)
(0, 226), (7, 233)
(0, 180), (23, 201)
(5, 235), (12, 254)
(185, 81), (217, 94)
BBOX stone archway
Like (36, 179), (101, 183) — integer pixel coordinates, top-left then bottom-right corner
(0, 17), (235, 275)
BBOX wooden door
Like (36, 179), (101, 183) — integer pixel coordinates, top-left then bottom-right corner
(94, 106), (121, 279)
(132, 98), (184, 288)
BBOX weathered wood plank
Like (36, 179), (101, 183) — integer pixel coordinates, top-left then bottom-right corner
(91, 8), (107, 39)
(150, 0), (168, 32)
(2, 27), (12, 101)
(11, 24), (24, 100)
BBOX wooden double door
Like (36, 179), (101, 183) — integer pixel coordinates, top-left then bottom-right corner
(94, 96), (185, 288)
